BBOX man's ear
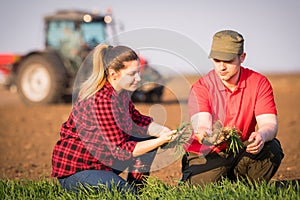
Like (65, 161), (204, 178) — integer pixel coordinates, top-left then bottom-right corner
(240, 52), (246, 63)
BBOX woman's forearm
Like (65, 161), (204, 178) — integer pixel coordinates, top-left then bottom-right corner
(132, 137), (164, 157)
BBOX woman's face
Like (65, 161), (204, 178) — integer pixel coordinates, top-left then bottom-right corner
(113, 60), (141, 92)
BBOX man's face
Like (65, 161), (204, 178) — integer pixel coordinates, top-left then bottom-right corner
(212, 53), (245, 83)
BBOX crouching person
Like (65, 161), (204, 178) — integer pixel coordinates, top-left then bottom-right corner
(51, 44), (177, 194)
(181, 30), (284, 186)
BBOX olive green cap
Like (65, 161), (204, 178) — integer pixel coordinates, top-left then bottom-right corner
(209, 30), (244, 61)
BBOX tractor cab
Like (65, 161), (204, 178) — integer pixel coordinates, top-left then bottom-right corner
(44, 10), (110, 74)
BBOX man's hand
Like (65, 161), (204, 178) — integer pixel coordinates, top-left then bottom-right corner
(191, 112), (212, 144)
(246, 113), (278, 154)
(246, 131), (265, 154)
(194, 128), (210, 144)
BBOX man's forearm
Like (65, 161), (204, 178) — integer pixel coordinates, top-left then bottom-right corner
(256, 114), (278, 142)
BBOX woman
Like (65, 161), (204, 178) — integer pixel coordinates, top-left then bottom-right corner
(51, 44), (176, 193)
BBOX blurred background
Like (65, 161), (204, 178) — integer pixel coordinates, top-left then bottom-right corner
(0, 0), (300, 183)
(0, 0), (299, 74)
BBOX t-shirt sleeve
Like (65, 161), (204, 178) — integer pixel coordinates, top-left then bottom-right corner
(188, 80), (211, 117)
(255, 77), (277, 116)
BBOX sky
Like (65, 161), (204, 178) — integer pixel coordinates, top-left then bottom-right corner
(0, 0), (299, 75)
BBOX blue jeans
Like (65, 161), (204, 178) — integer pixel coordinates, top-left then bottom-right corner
(58, 136), (157, 194)
(58, 169), (136, 193)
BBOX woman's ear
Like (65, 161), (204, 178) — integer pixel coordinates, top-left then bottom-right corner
(108, 69), (119, 80)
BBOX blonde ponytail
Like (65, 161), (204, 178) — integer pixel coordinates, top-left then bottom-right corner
(78, 44), (108, 100)
(78, 44), (139, 100)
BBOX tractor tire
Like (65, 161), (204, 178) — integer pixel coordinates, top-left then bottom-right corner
(132, 85), (164, 103)
(143, 85), (164, 103)
(16, 53), (66, 104)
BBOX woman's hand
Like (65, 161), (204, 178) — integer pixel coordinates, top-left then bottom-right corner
(158, 129), (177, 144)
(133, 128), (177, 157)
(148, 122), (172, 137)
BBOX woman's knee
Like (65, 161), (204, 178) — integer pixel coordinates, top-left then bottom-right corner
(58, 170), (133, 193)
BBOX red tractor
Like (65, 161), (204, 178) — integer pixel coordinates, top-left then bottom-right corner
(0, 10), (164, 104)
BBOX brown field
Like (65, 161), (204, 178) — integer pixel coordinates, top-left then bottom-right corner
(0, 73), (299, 185)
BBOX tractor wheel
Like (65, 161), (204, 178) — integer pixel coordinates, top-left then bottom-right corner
(144, 85), (164, 103)
(16, 53), (66, 104)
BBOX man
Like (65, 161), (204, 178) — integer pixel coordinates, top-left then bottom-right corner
(181, 30), (284, 186)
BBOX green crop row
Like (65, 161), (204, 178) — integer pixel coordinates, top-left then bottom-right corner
(0, 177), (299, 200)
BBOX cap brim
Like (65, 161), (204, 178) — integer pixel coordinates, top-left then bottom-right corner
(209, 51), (237, 61)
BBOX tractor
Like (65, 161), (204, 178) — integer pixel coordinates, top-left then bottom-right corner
(0, 9), (164, 104)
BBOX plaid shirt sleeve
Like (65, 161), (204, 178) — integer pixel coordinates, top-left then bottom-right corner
(129, 101), (153, 136)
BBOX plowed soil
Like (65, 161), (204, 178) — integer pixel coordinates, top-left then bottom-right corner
(0, 74), (299, 185)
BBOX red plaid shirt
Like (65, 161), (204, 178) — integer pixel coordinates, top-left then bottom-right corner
(51, 82), (152, 178)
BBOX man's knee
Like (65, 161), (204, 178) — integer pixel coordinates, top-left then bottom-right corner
(234, 138), (284, 182)
(268, 138), (284, 165)
(181, 152), (228, 185)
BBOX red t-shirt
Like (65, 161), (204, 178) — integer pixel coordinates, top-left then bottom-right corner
(186, 67), (277, 154)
